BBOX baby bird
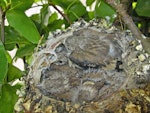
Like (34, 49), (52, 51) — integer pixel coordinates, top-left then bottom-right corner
(38, 64), (80, 94)
(37, 64), (115, 103)
(65, 28), (123, 69)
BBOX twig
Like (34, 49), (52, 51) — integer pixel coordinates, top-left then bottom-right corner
(105, 0), (150, 53)
(120, 0), (133, 11)
(0, 7), (5, 44)
(50, 4), (71, 24)
(31, 4), (43, 8)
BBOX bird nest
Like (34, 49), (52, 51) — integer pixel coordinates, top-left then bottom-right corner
(22, 19), (150, 113)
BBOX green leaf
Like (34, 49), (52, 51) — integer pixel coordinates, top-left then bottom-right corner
(30, 14), (42, 34)
(86, 0), (95, 6)
(52, 0), (79, 9)
(5, 26), (30, 50)
(5, 51), (12, 63)
(47, 12), (63, 31)
(40, 4), (50, 25)
(11, 0), (34, 11)
(6, 10), (40, 44)
(7, 64), (23, 82)
(51, 0), (86, 22)
(135, 0), (150, 17)
(0, 41), (8, 84)
(16, 44), (36, 57)
(69, 2), (86, 17)
(30, 14), (41, 24)
(67, 2), (86, 21)
(48, 19), (64, 31)
(0, 1), (6, 10)
(0, 0), (9, 10)
(26, 55), (34, 65)
(34, 0), (40, 2)
(0, 84), (18, 113)
(95, 0), (116, 23)
(88, 11), (94, 19)
(48, 12), (58, 24)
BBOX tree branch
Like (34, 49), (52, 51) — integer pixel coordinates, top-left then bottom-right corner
(50, 4), (71, 24)
(105, 0), (150, 53)
(0, 7), (5, 44)
(120, 0), (133, 11)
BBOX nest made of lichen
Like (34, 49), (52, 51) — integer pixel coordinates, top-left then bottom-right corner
(23, 19), (150, 113)
(28, 19), (132, 84)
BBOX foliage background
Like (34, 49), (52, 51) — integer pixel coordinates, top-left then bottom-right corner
(0, 0), (150, 112)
